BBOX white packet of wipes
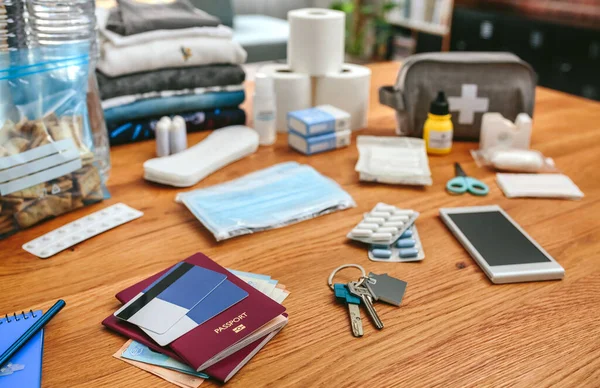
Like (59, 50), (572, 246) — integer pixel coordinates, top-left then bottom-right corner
(496, 173), (584, 200)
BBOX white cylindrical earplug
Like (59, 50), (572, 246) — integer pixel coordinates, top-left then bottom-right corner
(155, 116), (171, 157)
(170, 115), (187, 154)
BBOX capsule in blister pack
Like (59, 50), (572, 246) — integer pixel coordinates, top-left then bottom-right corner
(368, 226), (425, 263)
(347, 203), (419, 246)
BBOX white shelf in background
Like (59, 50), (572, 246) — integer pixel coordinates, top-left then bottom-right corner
(386, 16), (449, 36)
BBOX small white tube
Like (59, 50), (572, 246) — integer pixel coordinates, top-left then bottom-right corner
(155, 116), (171, 157)
(253, 74), (277, 145)
(170, 115), (188, 154)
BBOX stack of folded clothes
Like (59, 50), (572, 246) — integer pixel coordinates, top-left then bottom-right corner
(96, 0), (248, 145)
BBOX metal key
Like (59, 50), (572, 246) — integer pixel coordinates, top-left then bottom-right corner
(333, 283), (363, 337)
(348, 280), (384, 329)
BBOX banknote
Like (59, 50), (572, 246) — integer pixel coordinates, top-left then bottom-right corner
(121, 340), (209, 379)
(270, 287), (290, 304)
(228, 269), (272, 283)
(228, 269), (287, 297)
(228, 269), (278, 295)
(113, 340), (204, 388)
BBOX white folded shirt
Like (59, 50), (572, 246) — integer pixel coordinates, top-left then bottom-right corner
(98, 35), (247, 77)
(101, 25), (233, 47)
(496, 173), (584, 200)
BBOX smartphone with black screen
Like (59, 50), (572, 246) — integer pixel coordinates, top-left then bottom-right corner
(440, 205), (564, 284)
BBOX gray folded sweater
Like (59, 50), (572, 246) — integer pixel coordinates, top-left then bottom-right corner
(106, 0), (220, 36)
(97, 64), (246, 100)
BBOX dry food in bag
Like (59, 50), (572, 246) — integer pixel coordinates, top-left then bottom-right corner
(0, 49), (109, 239)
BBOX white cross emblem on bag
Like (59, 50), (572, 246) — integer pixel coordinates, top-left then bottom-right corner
(448, 84), (489, 125)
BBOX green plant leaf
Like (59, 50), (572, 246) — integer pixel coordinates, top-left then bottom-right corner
(382, 1), (397, 13)
(360, 4), (375, 16)
(330, 0), (354, 14)
(330, 1), (344, 11)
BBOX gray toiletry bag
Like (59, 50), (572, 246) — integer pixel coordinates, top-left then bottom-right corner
(379, 52), (536, 140)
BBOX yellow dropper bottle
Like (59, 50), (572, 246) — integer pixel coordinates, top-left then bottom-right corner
(423, 91), (453, 155)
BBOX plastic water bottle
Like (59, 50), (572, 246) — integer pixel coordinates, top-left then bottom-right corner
(0, 0), (29, 52)
(26, 0), (111, 179)
(26, 0), (97, 49)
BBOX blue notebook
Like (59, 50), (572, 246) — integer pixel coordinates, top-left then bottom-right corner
(0, 310), (44, 388)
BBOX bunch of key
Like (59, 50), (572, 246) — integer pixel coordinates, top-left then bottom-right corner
(332, 272), (407, 337)
(347, 203), (425, 262)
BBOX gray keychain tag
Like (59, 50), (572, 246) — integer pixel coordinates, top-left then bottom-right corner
(365, 272), (407, 306)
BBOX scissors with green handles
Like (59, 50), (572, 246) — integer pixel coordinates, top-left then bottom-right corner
(446, 163), (489, 196)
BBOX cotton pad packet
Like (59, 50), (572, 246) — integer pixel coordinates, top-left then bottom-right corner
(355, 136), (432, 186)
(143, 125), (259, 187)
(496, 173), (584, 200)
(176, 162), (356, 241)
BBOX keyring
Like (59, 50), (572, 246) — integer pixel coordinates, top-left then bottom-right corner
(328, 264), (367, 290)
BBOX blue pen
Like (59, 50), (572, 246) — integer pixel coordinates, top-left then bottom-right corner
(0, 299), (66, 369)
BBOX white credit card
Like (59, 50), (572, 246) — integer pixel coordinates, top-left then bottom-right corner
(140, 279), (249, 346)
(115, 262), (227, 334)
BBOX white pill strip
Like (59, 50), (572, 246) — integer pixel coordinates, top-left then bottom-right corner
(23, 203), (143, 259)
(347, 202), (419, 245)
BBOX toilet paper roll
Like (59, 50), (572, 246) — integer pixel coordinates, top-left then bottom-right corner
(257, 64), (312, 133)
(288, 8), (345, 76)
(314, 64), (372, 131)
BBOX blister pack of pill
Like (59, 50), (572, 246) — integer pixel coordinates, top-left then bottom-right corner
(347, 203), (419, 246)
(23, 203), (143, 259)
(368, 226), (425, 262)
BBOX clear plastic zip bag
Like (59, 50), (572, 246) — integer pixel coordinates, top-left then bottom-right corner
(0, 46), (109, 239)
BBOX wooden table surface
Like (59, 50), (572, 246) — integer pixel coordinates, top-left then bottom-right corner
(2, 62), (600, 387)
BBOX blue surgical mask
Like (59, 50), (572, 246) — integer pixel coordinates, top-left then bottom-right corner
(178, 162), (356, 241)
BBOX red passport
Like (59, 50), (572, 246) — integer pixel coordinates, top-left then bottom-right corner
(103, 314), (285, 382)
(103, 253), (287, 376)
